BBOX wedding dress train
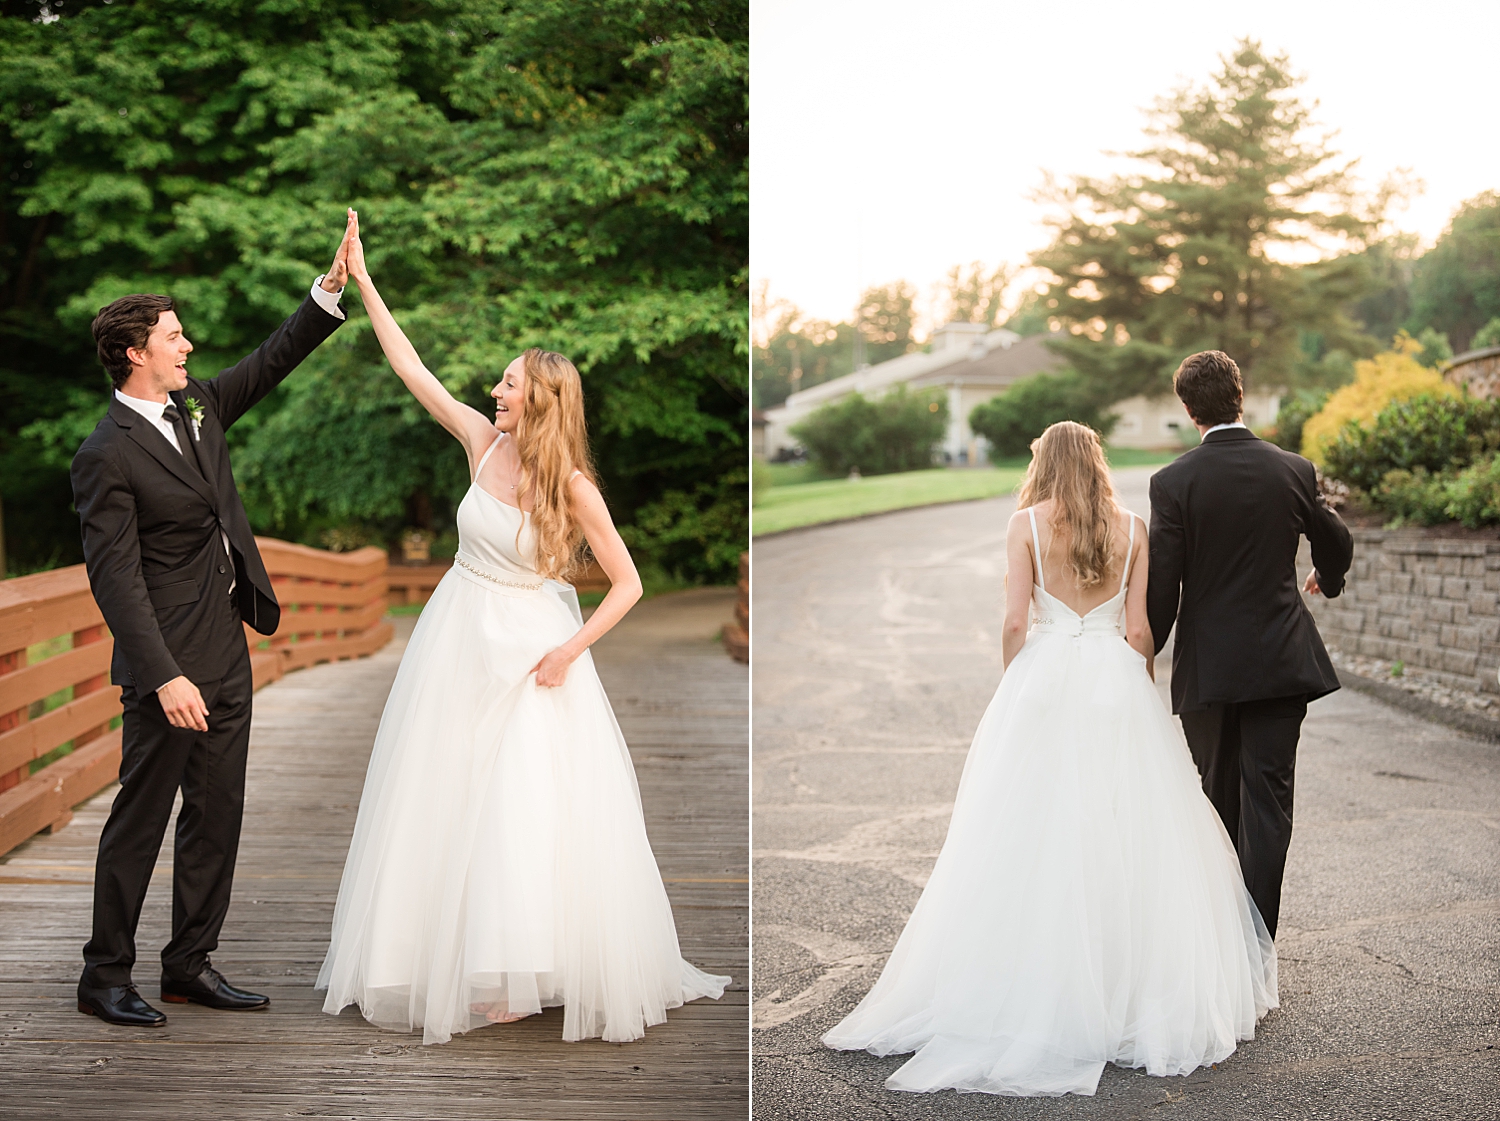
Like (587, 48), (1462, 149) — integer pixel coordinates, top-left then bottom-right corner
(317, 437), (729, 1044)
(823, 510), (1277, 1096)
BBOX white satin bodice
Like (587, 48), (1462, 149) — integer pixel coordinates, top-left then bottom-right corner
(1026, 506), (1135, 638)
(1030, 586), (1127, 637)
(456, 482), (538, 578)
(453, 436), (539, 580)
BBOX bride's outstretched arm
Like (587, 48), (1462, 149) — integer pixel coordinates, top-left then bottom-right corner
(530, 476), (644, 687)
(342, 209), (494, 460)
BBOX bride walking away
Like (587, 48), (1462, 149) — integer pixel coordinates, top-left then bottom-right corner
(317, 211), (729, 1045)
(823, 420), (1277, 1096)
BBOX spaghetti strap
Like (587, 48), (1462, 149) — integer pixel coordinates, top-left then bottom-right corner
(473, 435), (502, 482)
(1027, 507), (1045, 593)
(1119, 512), (1137, 596)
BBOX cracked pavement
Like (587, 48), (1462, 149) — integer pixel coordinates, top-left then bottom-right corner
(751, 467), (1500, 1120)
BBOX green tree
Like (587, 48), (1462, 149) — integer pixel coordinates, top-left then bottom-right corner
(1349, 233), (1419, 347)
(968, 373), (1117, 458)
(1031, 39), (1381, 406)
(752, 281), (917, 410)
(0, 0), (747, 581)
(1407, 192), (1500, 354)
(855, 280), (917, 365)
(788, 385), (946, 476)
(938, 261), (1014, 329)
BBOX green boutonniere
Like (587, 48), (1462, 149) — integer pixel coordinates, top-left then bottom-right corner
(183, 397), (205, 441)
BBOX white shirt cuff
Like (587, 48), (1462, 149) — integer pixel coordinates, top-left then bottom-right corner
(310, 277), (346, 321)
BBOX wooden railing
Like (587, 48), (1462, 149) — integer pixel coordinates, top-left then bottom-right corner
(386, 556), (613, 607)
(0, 539), (392, 858)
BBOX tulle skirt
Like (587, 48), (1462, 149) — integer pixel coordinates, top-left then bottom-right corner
(317, 566), (729, 1045)
(822, 632), (1277, 1096)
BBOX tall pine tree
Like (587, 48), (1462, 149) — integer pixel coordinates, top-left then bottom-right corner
(1032, 40), (1381, 402)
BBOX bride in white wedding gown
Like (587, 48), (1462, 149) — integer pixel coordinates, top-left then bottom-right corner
(823, 421), (1276, 1096)
(316, 212), (728, 1045)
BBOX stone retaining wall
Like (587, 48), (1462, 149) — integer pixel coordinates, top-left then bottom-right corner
(1301, 528), (1500, 696)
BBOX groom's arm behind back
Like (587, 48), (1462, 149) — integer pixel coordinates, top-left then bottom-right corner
(199, 295), (344, 430)
(1146, 470), (1185, 656)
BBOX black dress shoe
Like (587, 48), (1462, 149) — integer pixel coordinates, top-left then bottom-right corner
(77, 982), (168, 1027)
(160, 965), (269, 1010)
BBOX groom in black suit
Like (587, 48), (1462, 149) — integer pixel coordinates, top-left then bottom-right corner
(69, 214), (355, 1026)
(1147, 350), (1353, 940)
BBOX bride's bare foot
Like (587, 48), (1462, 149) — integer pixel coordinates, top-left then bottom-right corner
(469, 1001), (537, 1024)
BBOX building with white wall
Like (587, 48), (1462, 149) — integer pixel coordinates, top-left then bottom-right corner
(760, 323), (1282, 461)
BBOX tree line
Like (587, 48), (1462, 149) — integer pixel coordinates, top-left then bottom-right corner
(754, 40), (1500, 456)
(1, 0), (747, 582)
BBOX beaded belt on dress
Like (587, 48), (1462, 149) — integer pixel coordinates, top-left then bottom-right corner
(1031, 615), (1123, 637)
(453, 550), (544, 592)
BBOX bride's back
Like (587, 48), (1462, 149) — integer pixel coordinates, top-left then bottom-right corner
(1025, 499), (1135, 617)
(1013, 421), (1135, 618)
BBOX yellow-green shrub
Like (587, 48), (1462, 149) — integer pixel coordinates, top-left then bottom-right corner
(1301, 334), (1460, 464)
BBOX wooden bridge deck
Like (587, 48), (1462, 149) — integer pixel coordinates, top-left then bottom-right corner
(0, 588), (747, 1120)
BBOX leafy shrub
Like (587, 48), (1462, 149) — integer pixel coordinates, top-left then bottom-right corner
(1375, 456), (1500, 529)
(618, 466), (748, 583)
(789, 386), (948, 476)
(1322, 395), (1500, 493)
(1263, 389), (1329, 453)
(1415, 327), (1454, 369)
(1442, 455), (1500, 527)
(1301, 334), (1460, 464)
(1372, 468), (1450, 525)
(1472, 317), (1500, 351)
(968, 372), (1117, 459)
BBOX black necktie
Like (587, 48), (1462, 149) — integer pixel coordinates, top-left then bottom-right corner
(162, 404), (181, 424)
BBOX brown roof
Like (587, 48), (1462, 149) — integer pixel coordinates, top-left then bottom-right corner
(906, 332), (1064, 393)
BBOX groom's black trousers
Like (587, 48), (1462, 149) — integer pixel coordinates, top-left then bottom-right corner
(1179, 695), (1307, 940)
(81, 642), (254, 989)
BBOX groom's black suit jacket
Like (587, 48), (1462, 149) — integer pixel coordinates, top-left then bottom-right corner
(1146, 427), (1354, 714)
(70, 295), (344, 694)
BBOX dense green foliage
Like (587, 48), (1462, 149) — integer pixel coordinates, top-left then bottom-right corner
(1321, 395), (1500, 493)
(1261, 389), (1328, 453)
(1407, 192), (1500, 354)
(1320, 393), (1500, 527)
(0, 0), (747, 581)
(1032, 40), (1380, 406)
(788, 385), (946, 477)
(1370, 458), (1500, 529)
(968, 372), (1118, 458)
(1472, 318), (1500, 351)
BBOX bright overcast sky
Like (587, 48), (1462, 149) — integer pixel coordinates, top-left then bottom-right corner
(751, 0), (1500, 334)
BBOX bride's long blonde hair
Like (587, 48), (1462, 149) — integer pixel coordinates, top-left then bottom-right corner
(1016, 421), (1117, 590)
(514, 347), (596, 581)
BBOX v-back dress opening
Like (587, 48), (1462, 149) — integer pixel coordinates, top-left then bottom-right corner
(822, 508), (1276, 1096)
(317, 436), (729, 1044)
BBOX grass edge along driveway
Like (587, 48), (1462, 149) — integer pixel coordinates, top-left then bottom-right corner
(752, 467), (1029, 537)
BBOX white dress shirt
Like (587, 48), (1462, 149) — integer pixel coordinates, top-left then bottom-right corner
(112, 278), (345, 592)
(1203, 421), (1248, 436)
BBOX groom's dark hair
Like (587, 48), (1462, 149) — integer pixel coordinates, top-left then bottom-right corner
(1173, 350), (1243, 427)
(92, 293), (176, 389)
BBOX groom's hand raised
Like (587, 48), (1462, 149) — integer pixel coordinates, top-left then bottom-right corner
(320, 209), (358, 293)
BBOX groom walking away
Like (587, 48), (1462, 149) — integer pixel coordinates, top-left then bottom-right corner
(69, 213), (356, 1027)
(1147, 350), (1353, 940)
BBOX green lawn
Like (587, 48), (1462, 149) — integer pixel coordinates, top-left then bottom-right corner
(753, 467), (1030, 536)
(753, 448), (1181, 537)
